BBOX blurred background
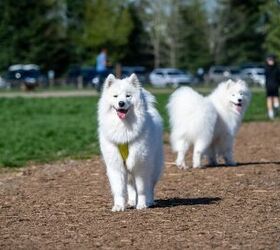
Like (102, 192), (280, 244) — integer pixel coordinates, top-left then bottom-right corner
(0, 0), (279, 167)
(0, 0), (279, 90)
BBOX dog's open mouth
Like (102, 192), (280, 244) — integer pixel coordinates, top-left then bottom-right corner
(232, 102), (242, 113)
(116, 108), (129, 119)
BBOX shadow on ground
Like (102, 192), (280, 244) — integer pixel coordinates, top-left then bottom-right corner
(203, 161), (280, 169)
(153, 197), (222, 208)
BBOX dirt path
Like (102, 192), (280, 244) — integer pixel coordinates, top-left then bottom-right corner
(0, 122), (279, 249)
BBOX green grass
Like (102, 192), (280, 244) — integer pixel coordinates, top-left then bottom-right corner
(0, 97), (99, 167)
(0, 90), (269, 167)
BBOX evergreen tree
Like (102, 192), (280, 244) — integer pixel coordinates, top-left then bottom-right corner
(0, 0), (73, 75)
(66, 0), (87, 65)
(121, 3), (153, 68)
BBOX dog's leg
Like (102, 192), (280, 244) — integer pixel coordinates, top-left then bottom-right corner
(175, 140), (189, 169)
(223, 139), (237, 166)
(127, 174), (137, 208)
(207, 147), (217, 166)
(134, 172), (153, 209)
(193, 142), (207, 168)
(107, 167), (127, 212)
(223, 149), (237, 166)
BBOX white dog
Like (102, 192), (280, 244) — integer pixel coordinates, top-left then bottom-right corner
(167, 79), (251, 169)
(98, 73), (164, 211)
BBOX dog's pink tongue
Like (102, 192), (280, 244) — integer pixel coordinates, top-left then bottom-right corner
(237, 105), (242, 113)
(117, 111), (127, 119)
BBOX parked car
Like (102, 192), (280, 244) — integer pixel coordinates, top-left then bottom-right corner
(207, 66), (226, 83)
(5, 64), (47, 89)
(207, 66), (242, 83)
(149, 68), (193, 87)
(121, 66), (148, 84)
(227, 67), (241, 81)
(241, 67), (265, 87)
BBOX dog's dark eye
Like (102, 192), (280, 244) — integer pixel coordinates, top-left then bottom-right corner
(126, 95), (131, 98)
(113, 95), (118, 98)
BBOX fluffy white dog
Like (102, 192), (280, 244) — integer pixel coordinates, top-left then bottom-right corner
(167, 79), (251, 169)
(98, 73), (164, 211)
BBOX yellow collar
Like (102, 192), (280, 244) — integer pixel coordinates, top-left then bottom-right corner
(118, 143), (129, 162)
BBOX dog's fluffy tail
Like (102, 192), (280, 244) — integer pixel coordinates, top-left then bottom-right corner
(167, 87), (204, 127)
(167, 87), (217, 152)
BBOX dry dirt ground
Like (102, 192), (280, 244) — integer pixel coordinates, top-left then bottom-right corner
(0, 122), (279, 249)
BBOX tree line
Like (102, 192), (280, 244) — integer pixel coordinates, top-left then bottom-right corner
(0, 0), (279, 76)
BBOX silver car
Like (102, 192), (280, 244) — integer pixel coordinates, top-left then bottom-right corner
(241, 67), (265, 87)
(149, 68), (193, 87)
(207, 66), (242, 84)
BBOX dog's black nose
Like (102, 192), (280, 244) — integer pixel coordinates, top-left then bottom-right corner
(119, 101), (125, 107)
(238, 99), (242, 103)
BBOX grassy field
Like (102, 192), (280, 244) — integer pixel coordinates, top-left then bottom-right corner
(0, 90), (269, 167)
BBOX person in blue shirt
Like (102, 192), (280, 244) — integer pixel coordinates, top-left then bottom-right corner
(96, 48), (107, 72)
(96, 48), (108, 91)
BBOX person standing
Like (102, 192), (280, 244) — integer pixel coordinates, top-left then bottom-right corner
(96, 48), (108, 91)
(264, 54), (280, 119)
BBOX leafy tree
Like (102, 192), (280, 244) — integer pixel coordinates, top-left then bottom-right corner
(210, 0), (265, 65)
(134, 0), (211, 71)
(262, 1), (280, 59)
(82, 0), (133, 65)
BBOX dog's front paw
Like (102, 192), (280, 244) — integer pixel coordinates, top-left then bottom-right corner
(193, 164), (202, 168)
(193, 164), (204, 169)
(127, 199), (136, 208)
(136, 201), (154, 210)
(136, 203), (148, 210)
(176, 161), (189, 170)
(112, 204), (125, 212)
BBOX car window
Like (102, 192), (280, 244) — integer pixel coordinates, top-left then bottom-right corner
(155, 72), (164, 76)
(167, 70), (184, 75)
(167, 72), (180, 76)
(230, 69), (240, 74)
(212, 69), (224, 74)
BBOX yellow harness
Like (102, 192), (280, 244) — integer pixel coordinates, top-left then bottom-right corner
(117, 143), (129, 162)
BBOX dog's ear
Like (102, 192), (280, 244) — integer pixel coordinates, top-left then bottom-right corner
(237, 79), (247, 88)
(104, 74), (116, 88)
(128, 73), (141, 88)
(225, 79), (235, 89)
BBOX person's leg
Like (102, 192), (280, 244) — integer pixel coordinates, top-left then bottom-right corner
(267, 97), (274, 119)
(273, 96), (279, 116)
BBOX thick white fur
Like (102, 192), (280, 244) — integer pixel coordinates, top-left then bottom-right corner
(98, 73), (164, 211)
(167, 79), (251, 169)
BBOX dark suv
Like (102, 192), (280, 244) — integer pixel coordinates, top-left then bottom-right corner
(6, 64), (46, 89)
